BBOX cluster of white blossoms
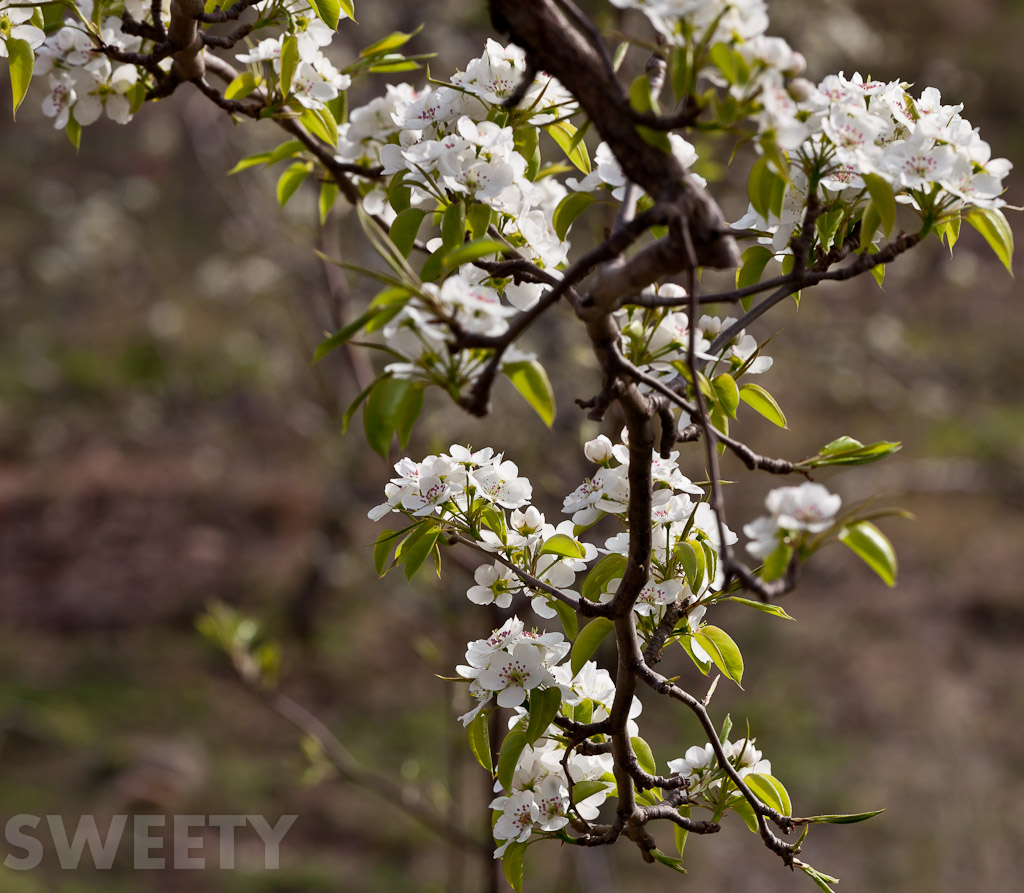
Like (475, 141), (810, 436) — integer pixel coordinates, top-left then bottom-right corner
(611, 0), (772, 47)
(369, 437), (761, 854)
(235, 0), (351, 112)
(618, 290), (774, 392)
(377, 270), (540, 387)
(667, 736), (772, 800)
(743, 481), (842, 559)
(738, 70), (1012, 247)
(362, 39), (575, 268)
(368, 444), (532, 521)
(33, 0), (149, 129)
(568, 132), (706, 199)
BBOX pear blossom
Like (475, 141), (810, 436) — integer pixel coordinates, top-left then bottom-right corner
(766, 482), (841, 533)
(0, 0), (45, 56)
(71, 59), (139, 126)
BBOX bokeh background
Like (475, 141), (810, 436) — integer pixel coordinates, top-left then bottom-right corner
(1, 1), (1022, 890)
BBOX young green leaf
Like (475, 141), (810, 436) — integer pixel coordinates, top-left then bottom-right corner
(965, 206), (1014, 274)
(839, 520), (897, 586)
(739, 383), (788, 428)
(7, 39), (34, 120)
(363, 375), (415, 457)
(539, 533), (586, 559)
(525, 687), (562, 745)
(798, 809), (884, 824)
(631, 736), (657, 776)
(553, 600), (579, 642)
(441, 201), (465, 252)
(725, 596), (795, 620)
(280, 35), (299, 97)
(467, 710), (493, 774)
(501, 840), (526, 893)
(545, 120), (591, 173)
(571, 617), (614, 677)
(745, 773), (792, 816)
(319, 180), (338, 224)
(692, 625), (744, 687)
(225, 71), (262, 101)
(503, 359), (555, 427)
(712, 373), (740, 419)
(553, 192), (595, 241)
(581, 553), (627, 602)
(861, 172), (896, 236)
(736, 245), (774, 290)
(497, 728), (528, 792)
(308, 0), (342, 30)
(276, 161), (311, 206)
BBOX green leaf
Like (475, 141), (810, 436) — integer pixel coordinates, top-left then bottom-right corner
(572, 780), (610, 803)
(467, 203), (492, 241)
(501, 840), (526, 893)
(725, 596), (795, 620)
(276, 161), (311, 206)
(936, 212), (961, 255)
(870, 263), (885, 288)
(545, 120), (591, 174)
(503, 359), (555, 427)
(441, 201), (465, 252)
(553, 600), (578, 641)
(730, 796), (759, 833)
(225, 71), (261, 101)
(313, 307), (380, 362)
(668, 45), (689, 102)
(681, 635), (711, 675)
(839, 520), (897, 586)
(308, 0), (341, 30)
(708, 42), (737, 83)
(553, 192), (595, 241)
(467, 710), (493, 774)
(66, 115), (82, 151)
(797, 862), (841, 893)
(673, 806), (691, 858)
(442, 238), (506, 272)
(739, 383), (788, 428)
(394, 383), (423, 448)
(571, 617), (614, 677)
(745, 773), (792, 816)
(514, 125), (539, 179)
(803, 436), (902, 467)
(360, 27), (419, 57)
(7, 39), (34, 120)
(747, 156), (770, 218)
(525, 687), (562, 745)
(581, 554), (626, 602)
(712, 373), (740, 419)
(318, 180), (338, 224)
(389, 208), (427, 258)
(338, 0), (355, 21)
(675, 540), (704, 594)
(631, 736), (656, 776)
(862, 172), (896, 236)
(736, 245), (773, 290)
(280, 35), (299, 97)
(497, 728), (527, 792)
(363, 376), (415, 458)
(629, 75), (672, 152)
(692, 625), (744, 687)
(816, 208), (844, 253)
(298, 105), (338, 146)
(539, 533), (586, 560)
(373, 528), (401, 576)
(799, 809), (884, 824)
(650, 848), (688, 874)
(761, 542), (792, 583)
(965, 207), (1014, 275)
(859, 200), (882, 253)
(394, 522), (439, 579)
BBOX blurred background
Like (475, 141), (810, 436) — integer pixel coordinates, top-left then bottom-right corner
(0, 0), (1022, 890)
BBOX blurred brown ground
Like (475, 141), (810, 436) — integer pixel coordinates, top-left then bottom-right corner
(0, 1), (1022, 891)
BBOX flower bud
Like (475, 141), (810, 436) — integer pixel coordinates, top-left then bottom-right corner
(583, 435), (614, 464)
